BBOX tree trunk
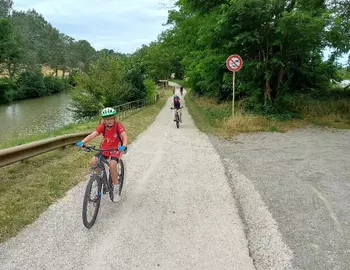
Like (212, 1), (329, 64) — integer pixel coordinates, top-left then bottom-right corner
(264, 78), (272, 106)
(55, 68), (58, 77)
(7, 62), (16, 81)
(277, 66), (285, 90)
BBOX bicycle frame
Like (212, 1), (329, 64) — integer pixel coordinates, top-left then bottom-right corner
(85, 146), (120, 193)
(171, 107), (182, 127)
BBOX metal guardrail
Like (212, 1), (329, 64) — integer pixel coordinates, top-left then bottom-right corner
(114, 95), (159, 121)
(0, 94), (162, 168)
(0, 132), (90, 168)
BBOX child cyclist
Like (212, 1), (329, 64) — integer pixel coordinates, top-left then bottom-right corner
(172, 94), (182, 123)
(76, 107), (128, 202)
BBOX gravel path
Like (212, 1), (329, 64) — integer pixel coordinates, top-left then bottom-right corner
(0, 83), (255, 270)
(211, 127), (350, 270)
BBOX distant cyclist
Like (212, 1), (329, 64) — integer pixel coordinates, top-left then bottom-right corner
(171, 94), (182, 123)
(180, 86), (184, 96)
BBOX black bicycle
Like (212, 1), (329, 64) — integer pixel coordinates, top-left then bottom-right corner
(171, 107), (183, 128)
(81, 145), (125, 229)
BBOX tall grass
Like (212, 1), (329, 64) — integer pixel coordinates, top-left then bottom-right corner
(288, 94), (350, 129)
(185, 88), (350, 136)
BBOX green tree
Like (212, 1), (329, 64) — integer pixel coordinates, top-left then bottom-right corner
(0, 17), (23, 80)
(11, 10), (51, 68)
(158, 0), (350, 113)
(67, 40), (96, 72)
(0, 0), (12, 18)
(71, 55), (136, 118)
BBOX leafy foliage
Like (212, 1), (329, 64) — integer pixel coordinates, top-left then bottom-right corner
(16, 70), (46, 99)
(71, 55), (150, 118)
(43, 75), (68, 94)
(0, 77), (15, 104)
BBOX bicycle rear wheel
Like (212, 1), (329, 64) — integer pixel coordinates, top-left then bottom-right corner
(82, 174), (102, 229)
(118, 159), (125, 195)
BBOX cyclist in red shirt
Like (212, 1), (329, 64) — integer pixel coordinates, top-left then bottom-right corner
(76, 107), (128, 202)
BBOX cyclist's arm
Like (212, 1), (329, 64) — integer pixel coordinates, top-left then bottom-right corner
(82, 131), (99, 145)
(120, 131), (128, 147)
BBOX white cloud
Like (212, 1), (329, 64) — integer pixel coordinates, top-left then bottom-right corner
(13, 0), (174, 53)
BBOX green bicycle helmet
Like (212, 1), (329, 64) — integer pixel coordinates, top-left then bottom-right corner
(101, 107), (116, 117)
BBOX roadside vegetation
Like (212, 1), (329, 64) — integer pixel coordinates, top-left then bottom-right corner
(138, 1), (350, 132)
(185, 87), (350, 136)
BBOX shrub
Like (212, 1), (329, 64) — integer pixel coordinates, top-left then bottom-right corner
(144, 79), (156, 100)
(44, 75), (67, 94)
(0, 77), (16, 104)
(16, 70), (46, 99)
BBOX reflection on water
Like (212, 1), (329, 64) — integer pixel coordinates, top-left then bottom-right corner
(0, 92), (75, 143)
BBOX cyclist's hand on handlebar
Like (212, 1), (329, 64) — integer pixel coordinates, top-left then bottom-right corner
(118, 145), (127, 153)
(76, 141), (84, 147)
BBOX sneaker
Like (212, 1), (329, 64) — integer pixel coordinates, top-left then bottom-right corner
(113, 184), (120, 203)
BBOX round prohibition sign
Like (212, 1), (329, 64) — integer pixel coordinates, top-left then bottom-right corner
(226, 55), (243, 72)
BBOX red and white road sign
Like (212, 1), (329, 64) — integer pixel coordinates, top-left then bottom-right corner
(226, 55), (243, 72)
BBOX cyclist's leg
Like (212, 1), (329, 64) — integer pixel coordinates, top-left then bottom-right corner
(179, 108), (182, 122)
(110, 158), (119, 185)
(90, 156), (101, 173)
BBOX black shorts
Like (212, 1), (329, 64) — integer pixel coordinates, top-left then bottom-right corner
(94, 153), (119, 162)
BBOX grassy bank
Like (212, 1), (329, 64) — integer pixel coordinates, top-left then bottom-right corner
(178, 81), (350, 136)
(0, 90), (168, 149)
(0, 89), (171, 243)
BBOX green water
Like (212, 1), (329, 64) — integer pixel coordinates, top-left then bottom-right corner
(0, 92), (74, 143)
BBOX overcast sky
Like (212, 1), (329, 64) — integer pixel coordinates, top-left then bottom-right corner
(13, 0), (174, 53)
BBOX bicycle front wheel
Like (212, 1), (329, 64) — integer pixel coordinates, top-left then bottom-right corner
(118, 159), (125, 195)
(82, 174), (102, 229)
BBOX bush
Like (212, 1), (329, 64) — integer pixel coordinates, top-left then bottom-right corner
(144, 79), (156, 99)
(16, 70), (46, 99)
(44, 75), (67, 94)
(0, 78), (16, 104)
(67, 69), (78, 87)
(71, 55), (149, 118)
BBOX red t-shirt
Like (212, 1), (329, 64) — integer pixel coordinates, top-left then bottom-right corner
(95, 122), (126, 157)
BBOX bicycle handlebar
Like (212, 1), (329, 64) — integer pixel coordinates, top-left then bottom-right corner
(82, 145), (120, 153)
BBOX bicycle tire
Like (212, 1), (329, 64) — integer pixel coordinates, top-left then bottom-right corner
(176, 113), (180, 128)
(118, 159), (125, 195)
(82, 174), (102, 229)
(108, 174), (114, 202)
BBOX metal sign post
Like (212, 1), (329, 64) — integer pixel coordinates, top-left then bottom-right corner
(226, 54), (243, 116)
